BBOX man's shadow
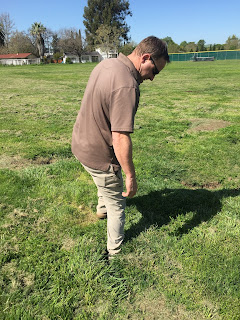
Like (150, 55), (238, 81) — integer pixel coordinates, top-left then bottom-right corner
(125, 188), (240, 240)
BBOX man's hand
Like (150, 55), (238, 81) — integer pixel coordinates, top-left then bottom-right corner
(122, 175), (137, 198)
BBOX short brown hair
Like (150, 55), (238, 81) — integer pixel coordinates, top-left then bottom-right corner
(134, 36), (170, 63)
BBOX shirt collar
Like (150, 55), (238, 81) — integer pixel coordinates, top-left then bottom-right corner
(118, 53), (142, 85)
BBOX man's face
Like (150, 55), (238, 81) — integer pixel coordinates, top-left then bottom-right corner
(139, 55), (166, 82)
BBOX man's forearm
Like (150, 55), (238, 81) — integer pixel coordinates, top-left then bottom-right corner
(112, 131), (137, 198)
(112, 131), (135, 177)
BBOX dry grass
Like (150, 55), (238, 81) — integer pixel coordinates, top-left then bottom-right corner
(114, 287), (214, 320)
(187, 118), (231, 132)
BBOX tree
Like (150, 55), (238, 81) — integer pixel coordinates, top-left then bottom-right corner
(179, 41), (188, 52)
(8, 31), (36, 54)
(185, 42), (197, 52)
(53, 51), (63, 62)
(197, 39), (206, 51)
(162, 36), (179, 53)
(119, 41), (137, 55)
(0, 13), (15, 48)
(215, 44), (225, 50)
(225, 35), (239, 50)
(95, 25), (120, 57)
(83, 0), (132, 49)
(0, 23), (4, 47)
(43, 28), (54, 55)
(51, 33), (60, 54)
(30, 22), (46, 61)
(58, 28), (83, 58)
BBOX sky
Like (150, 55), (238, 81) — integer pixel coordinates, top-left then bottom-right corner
(0, 0), (239, 45)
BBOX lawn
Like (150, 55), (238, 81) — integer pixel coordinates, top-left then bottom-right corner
(0, 60), (239, 320)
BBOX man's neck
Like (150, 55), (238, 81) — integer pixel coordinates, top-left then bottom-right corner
(127, 52), (140, 72)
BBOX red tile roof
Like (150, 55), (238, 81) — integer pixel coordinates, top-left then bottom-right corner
(0, 53), (33, 59)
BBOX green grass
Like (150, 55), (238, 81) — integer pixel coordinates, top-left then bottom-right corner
(0, 60), (240, 319)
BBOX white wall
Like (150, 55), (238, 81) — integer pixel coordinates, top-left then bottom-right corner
(0, 58), (40, 65)
(63, 55), (80, 63)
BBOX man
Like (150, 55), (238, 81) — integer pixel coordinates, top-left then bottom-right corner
(72, 36), (169, 260)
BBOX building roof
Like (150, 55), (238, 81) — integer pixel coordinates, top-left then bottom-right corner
(0, 53), (33, 59)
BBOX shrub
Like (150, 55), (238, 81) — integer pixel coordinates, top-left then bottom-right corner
(65, 57), (73, 64)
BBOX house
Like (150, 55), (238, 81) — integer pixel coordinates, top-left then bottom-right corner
(95, 48), (118, 60)
(63, 48), (118, 64)
(63, 51), (101, 63)
(0, 53), (40, 65)
(81, 51), (102, 63)
(62, 53), (81, 64)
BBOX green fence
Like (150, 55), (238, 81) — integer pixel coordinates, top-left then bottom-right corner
(169, 50), (240, 61)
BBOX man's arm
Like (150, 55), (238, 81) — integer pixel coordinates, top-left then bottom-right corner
(112, 131), (137, 198)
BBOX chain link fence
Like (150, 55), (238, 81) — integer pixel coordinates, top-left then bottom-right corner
(169, 50), (240, 61)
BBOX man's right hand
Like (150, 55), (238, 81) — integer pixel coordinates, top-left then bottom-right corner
(122, 175), (137, 198)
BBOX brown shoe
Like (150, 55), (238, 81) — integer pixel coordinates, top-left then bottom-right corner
(96, 211), (107, 219)
(101, 249), (116, 263)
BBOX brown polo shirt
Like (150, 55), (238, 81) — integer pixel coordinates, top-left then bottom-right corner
(71, 53), (141, 171)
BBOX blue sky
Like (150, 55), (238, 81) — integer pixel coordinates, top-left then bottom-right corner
(1, 0), (239, 45)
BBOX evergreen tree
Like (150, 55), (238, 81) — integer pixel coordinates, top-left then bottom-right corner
(83, 0), (132, 49)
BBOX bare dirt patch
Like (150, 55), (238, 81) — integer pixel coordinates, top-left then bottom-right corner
(1, 262), (34, 290)
(188, 118), (231, 133)
(61, 237), (77, 251)
(0, 155), (56, 170)
(0, 155), (29, 169)
(31, 156), (56, 165)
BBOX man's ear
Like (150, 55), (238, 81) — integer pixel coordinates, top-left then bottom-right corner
(141, 53), (151, 63)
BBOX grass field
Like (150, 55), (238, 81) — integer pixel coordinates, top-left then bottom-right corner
(0, 60), (239, 320)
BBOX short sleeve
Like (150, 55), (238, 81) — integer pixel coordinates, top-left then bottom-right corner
(109, 87), (139, 133)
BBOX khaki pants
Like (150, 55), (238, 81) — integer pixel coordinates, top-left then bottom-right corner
(82, 164), (126, 255)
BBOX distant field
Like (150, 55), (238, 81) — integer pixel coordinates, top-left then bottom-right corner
(0, 60), (240, 319)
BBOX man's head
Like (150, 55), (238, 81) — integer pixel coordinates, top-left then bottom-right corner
(134, 36), (170, 62)
(128, 36), (170, 82)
